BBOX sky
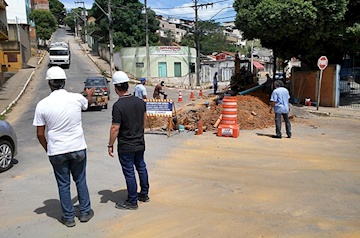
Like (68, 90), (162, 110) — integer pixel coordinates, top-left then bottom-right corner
(60, 0), (236, 23)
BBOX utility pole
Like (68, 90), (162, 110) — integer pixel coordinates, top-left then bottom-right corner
(192, 1), (213, 86)
(94, 0), (115, 76)
(73, 15), (77, 37)
(108, 0), (115, 75)
(74, 1), (87, 43)
(145, 0), (151, 81)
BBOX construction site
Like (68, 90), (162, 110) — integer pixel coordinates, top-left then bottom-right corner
(145, 87), (297, 135)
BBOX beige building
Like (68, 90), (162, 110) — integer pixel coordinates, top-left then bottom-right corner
(157, 17), (190, 44)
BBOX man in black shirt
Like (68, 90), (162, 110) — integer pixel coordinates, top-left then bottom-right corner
(107, 71), (150, 210)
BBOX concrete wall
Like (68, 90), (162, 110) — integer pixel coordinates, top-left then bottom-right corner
(0, 42), (22, 72)
(120, 46), (197, 87)
(291, 65), (337, 107)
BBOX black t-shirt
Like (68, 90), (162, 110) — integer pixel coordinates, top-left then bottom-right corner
(112, 95), (146, 153)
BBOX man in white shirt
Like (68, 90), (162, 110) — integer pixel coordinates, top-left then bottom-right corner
(33, 66), (94, 227)
(134, 77), (147, 100)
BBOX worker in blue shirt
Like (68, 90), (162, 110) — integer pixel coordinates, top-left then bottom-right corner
(269, 80), (291, 139)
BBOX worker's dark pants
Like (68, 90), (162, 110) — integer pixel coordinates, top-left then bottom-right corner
(49, 149), (91, 220)
(275, 113), (291, 137)
(118, 150), (149, 205)
(214, 83), (218, 94)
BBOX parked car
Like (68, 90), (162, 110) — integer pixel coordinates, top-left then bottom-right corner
(0, 120), (18, 172)
(83, 76), (110, 109)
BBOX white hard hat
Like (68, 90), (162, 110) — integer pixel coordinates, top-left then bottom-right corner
(46, 66), (67, 80)
(112, 71), (129, 84)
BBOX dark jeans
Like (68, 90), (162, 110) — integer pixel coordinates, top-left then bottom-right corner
(275, 113), (291, 137)
(118, 150), (149, 205)
(49, 149), (91, 220)
(214, 83), (218, 94)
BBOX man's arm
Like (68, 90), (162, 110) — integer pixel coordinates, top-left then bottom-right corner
(36, 126), (47, 152)
(84, 88), (95, 105)
(108, 123), (120, 157)
(269, 101), (276, 113)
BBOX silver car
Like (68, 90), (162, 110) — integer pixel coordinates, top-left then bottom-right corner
(0, 120), (17, 172)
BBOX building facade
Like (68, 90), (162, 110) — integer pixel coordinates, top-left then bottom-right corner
(121, 46), (197, 87)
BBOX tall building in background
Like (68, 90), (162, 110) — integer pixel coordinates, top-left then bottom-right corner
(31, 0), (49, 10)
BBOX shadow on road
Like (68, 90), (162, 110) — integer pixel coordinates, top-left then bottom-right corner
(256, 132), (274, 138)
(98, 189), (127, 204)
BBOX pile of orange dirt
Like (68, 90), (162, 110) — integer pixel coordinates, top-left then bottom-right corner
(176, 94), (275, 131)
(144, 89), (293, 132)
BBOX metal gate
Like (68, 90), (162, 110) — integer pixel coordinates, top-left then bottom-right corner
(339, 67), (360, 108)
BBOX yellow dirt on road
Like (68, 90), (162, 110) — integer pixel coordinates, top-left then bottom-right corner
(96, 117), (360, 238)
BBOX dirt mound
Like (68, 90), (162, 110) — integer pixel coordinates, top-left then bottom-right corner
(146, 93), (275, 131)
(177, 95), (274, 131)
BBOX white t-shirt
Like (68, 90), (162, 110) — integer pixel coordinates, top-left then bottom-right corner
(134, 84), (147, 99)
(33, 89), (88, 156)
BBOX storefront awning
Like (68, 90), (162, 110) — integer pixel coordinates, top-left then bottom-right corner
(253, 61), (265, 70)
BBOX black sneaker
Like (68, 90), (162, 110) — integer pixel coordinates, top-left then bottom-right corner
(79, 209), (94, 222)
(115, 201), (138, 210)
(61, 217), (76, 227)
(138, 193), (150, 203)
(287, 133), (292, 138)
(272, 135), (282, 139)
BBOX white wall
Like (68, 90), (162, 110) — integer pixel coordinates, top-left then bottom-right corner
(6, 0), (30, 24)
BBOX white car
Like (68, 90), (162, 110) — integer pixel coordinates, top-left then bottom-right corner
(0, 120), (18, 172)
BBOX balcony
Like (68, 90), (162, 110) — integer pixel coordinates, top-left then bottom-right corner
(0, 20), (8, 40)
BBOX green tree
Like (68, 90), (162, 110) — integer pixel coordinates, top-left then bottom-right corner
(64, 8), (83, 35)
(49, 0), (66, 25)
(63, 13), (75, 31)
(30, 10), (57, 41)
(181, 20), (227, 55)
(234, 0), (360, 69)
(90, 0), (159, 48)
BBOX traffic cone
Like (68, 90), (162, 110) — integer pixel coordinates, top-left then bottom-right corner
(199, 89), (203, 97)
(177, 91), (183, 102)
(190, 90), (195, 101)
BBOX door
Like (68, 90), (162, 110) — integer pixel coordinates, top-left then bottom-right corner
(158, 62), (167, 77)
(174, 62), (181, 77)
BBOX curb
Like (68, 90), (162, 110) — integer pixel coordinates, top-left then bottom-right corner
(0, 53), (46, 116)
(77, 41), (111, 79)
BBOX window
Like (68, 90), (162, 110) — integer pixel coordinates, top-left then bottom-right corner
(49, 50), (69, 56)
(174, 62), (181, 77)
(158, 62), (167, 77)
(136, 62), (144, 68)
(7, 54), (18, 62)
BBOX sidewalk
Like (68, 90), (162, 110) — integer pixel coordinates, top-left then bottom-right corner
(1, 42), (360, 120)
(0, 54), (45, 116)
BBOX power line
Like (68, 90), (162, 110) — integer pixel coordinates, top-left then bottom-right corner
(151, 0), (232, 10)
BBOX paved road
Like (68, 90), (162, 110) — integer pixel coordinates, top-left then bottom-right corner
(0, 28), (360, 237)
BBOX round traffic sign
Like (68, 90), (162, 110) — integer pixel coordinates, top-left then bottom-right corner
(317, 56), (328, 70)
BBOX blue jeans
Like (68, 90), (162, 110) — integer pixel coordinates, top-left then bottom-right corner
(275, 113), (291, 137)
(118, 150), (149, 205)
(214, 83), (218, 94)
(49, 149), (91, 220)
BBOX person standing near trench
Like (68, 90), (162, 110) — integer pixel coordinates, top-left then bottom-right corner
(213, 72), (218, 95)
(33, 66), (94, 227)
(269, 80), (292, 139)
(108, 71), (150, 210)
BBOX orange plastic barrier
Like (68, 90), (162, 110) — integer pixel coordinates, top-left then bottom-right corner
(217, 96), (239, 138)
